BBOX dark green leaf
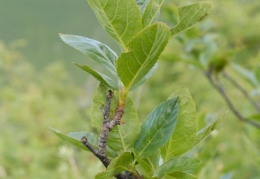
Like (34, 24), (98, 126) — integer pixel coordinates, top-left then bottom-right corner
(134, 97), (179, 157)
(95, 152), (134, 179)
(117, 22), (170, 90)
(154, 157), (201, 178)
(74, 63), (118, 89)
(171, 3), (211, 36)
(86, 0), (142, 50)
(161, 88), (198, 161)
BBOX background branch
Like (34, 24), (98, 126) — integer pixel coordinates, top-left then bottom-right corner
(204, 66), (260, 129)
(222, 71), (260, 112)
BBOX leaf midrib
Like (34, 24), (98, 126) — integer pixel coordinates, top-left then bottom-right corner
(125, 24), (162, 91)
(138, 107), (176, 156)
(97, 0), (128, 51)
(144, 0), (164, 26)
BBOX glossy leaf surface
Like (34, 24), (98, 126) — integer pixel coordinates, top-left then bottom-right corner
(134, 97), (179, 157)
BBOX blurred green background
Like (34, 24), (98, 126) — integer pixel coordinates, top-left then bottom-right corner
(0, 0), (259, 178)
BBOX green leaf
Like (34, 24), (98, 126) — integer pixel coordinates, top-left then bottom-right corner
(142, 0), (164, 27)
(60, 34), (118, 77)
(134, 97), (179, 157)
(153, 157), (201, 178)
(86, 0), (142, 50)
(95, 152), (133, 179)
(117, 22), (170, 90)
(89, 84), (140, 154)
(74, 63), (118, 89)
(255, 66), (260, 83)
(167, 172), (198, 179)
(161, 88), (198, 161)
(143, 176), (160, 179)
(195, 117), (221, 146)
(231, 63), (259, 87)
(49, 127), (90, 152)
(171, 3), (211, 36)
(132, 148), (153, 174)
(130, 63), (158, 90)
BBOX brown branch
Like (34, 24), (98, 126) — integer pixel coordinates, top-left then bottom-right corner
(81, 136), (110, 167)
(81, 90), (131, 179)
(204, 66), (260, 129)
(98, 90), (113, 156)
(222, 71), (260, 112)
(81, 136), (126, 179)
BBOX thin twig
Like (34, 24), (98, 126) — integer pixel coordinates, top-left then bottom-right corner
(98, 90), (113, 156)
(204, 66), (260, 129)
(222, 71), (260, 112)
(81, 136), (110, 167)
(81, 90), (131, 179)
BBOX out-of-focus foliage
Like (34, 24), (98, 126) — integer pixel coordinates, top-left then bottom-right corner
(0, 42), (104, 178)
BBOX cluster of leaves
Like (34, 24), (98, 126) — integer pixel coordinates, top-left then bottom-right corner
(50, 0), (223, 178)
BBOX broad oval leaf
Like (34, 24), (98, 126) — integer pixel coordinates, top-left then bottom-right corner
(134, 97), (179, 157)
(117, 22), (170, 91)
(60, 34), (118, 77)
(74, 63), (118, 89)
(142, 0), (164, 27)
(89, 84), (140, 154)
(153, 157), (201, 178)
(161, 88), (198, 161)
(171, 3), (211, 36)
(95, 152), (133, 179)
(86, 0), (142, 50)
